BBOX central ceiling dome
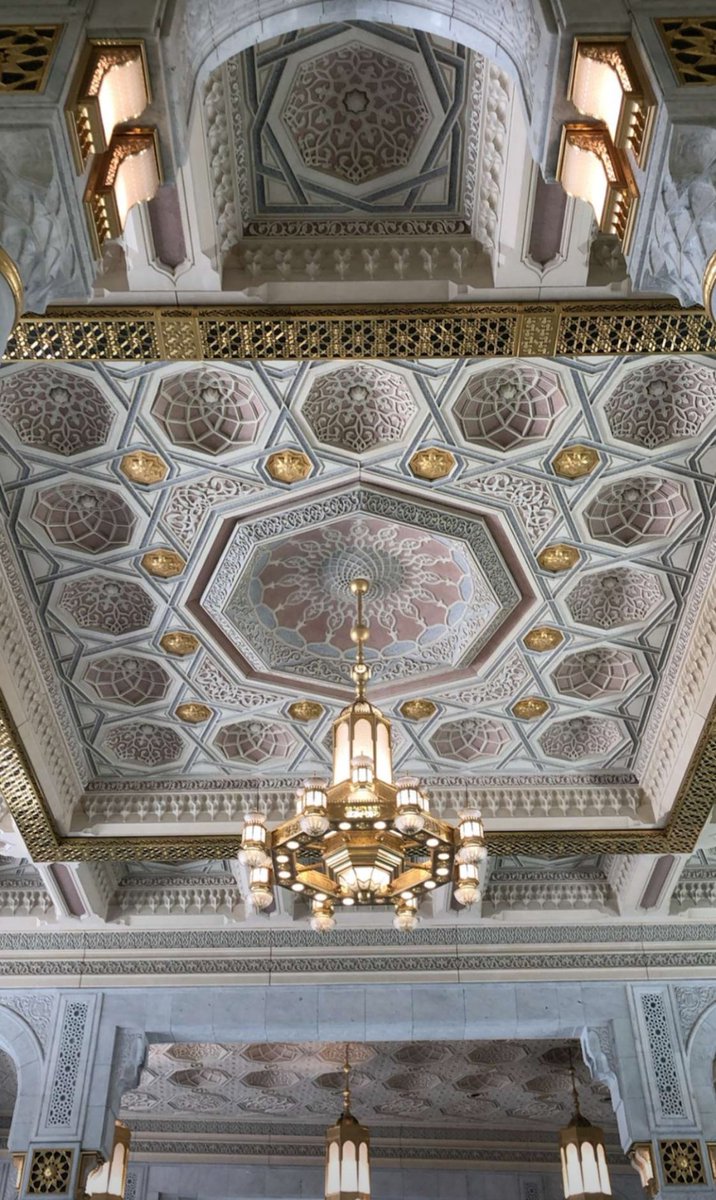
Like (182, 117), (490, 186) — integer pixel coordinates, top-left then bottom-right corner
(197, 486), (531, 696)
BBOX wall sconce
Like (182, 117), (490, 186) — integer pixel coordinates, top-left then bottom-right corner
(568, 39), (654, 168)
(67, 41), (150, 168)
(628, 1143), (658, 1197)
(84, 126), (162, 251)
(557, 123), (638, 247)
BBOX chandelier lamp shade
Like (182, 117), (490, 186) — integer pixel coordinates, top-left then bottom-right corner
(560, 1060), (613, 1200)
(324, 1050), (371, 1200)
(239, 578), (487, 931)
(84, 1122), (131, 1200)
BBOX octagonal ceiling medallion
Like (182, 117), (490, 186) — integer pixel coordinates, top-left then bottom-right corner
(281, 42), (430, 187)
(141, 548), (186, 578)
(0, 365), (115, 456)
(234, 24), (470, 220)
(176, 702), (213, 724)
(523, 626), (564, 653)
(299, 364), (419, 455)
(265, 450), (313, 483)
(287, 700), (323, 722)
(551, 445), (599, 479)
(197, 486), (534, 700)
(399, 699), (438, 721)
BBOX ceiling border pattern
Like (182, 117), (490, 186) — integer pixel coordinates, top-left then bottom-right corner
(4, 303), (716, 361)
(2, 686), (715, 860)
(1, 931), (716, 979)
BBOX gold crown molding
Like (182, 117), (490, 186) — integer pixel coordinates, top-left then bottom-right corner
(0, 248), (24, 324)
(2, 686), (716, 862)
(703, 248), (716, 321)
(3, 301), (716, 362)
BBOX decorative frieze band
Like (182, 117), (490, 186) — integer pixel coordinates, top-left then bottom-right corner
(5, 302), (716, 363)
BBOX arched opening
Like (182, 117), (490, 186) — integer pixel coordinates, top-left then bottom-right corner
(115, 1035), (633, 1200)
(0, 1047), (17, 1154)
(118, 4), (622, 309)
(164, 1), (542, 132)
(0, 1004), (46, 1153)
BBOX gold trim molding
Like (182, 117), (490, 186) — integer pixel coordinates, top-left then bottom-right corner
(0, 247), (24, 324)
(703, 248), (716, 319)
(2, 687), (716, 862)
(3, 301), (716, 361)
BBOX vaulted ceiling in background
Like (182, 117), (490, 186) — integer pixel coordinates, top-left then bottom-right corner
(210, 23), (473, 232)
(119, 1038), (615, 1140)
(0, 354), (714, 817)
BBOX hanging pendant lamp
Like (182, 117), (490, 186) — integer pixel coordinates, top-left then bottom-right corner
(239, 578), (488, 928)
(560, 1053), (613, 1200)
(324, 1048), (371, 1200)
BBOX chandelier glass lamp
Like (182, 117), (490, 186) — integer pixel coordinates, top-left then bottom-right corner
(84, 1122), (131, 1200)
(324, 1050), (371, 1200)
(560, 1060), (613, 1200)
(239, 578), (487, 931)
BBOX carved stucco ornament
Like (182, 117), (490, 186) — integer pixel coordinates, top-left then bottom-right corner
(551, 445), (600, 479)
(160, 630), (199, 656)
(120, 450), (169, 485)
(536, 543), (580, 572)
(266, 450), (313, 483)
(175, 702), (213, 724)
(141, 549), (186, 578)
(287, 700), (323, 722)
(408, 448), (457, 481)
(0, 128), (92, 311)
(523, 626), (564, 652)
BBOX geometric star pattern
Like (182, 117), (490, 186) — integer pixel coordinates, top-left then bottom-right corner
(120, 1039), (616, 1134)
(0, 355), (712, 791)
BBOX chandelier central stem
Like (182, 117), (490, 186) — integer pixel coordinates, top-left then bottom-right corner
(349, 577), (371, 701)
(343, 1045), (352, 1114)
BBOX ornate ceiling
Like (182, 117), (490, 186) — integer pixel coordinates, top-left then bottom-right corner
(206, 23), (473, 237)
(0, 352), (714, 832)
(119, 1038), (615, 1148)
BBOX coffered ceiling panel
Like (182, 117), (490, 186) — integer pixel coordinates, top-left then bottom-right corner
(0, 353), (714, 843)
(120, 1038), (614, 1138)
(212, 23), (473, 228)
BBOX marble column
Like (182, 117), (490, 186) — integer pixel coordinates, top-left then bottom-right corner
(0, 125), (95, 357)
(626, 984), (716, 1198)
(0, 992), (145, 1200)
(629, 124), (716, 316)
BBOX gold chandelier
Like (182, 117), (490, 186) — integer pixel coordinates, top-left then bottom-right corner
(239, 578), (487, 931)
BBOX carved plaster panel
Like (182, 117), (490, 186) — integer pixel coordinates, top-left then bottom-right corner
(0, 356), (712, 853)
(120, 1038), (614, 1139)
